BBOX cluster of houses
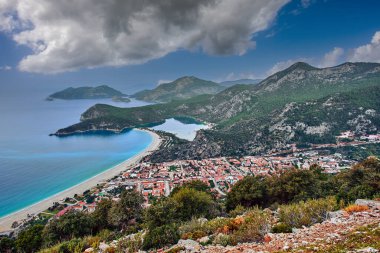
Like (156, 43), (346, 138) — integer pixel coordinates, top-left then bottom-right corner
(336, 131), (380, 143)
(53, 130), (380, 214)
(78, 151), (354, 206)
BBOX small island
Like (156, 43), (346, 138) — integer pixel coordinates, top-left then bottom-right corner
(47, 85), (128, 100)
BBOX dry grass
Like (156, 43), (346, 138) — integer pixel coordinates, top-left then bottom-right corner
(344, 204), (369, 213)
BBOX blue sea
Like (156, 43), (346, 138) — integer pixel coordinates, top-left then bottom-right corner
(0, 92), (154, 218)
(0, 86), (209, 218)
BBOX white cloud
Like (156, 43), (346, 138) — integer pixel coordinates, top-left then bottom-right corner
(348, 31), (380, 63)
(0, 65), (12, 71)
(266, 58), (310, 76)
(0, 0), (290, 74)
(266, 46), (345, 76)
(221, 71), (260, 82)
(157, 80), (173, 86)
(319, 47), (344, 68)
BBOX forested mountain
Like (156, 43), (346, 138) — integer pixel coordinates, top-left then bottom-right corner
(132, 76), (225, 102)
(55, 62), (380, 160)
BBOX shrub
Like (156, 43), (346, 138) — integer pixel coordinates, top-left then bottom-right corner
(229, 204), (246, 218)
(108, 190), (144, 232)
(226, 176), (269, 211)
(0, 237), (15, 253)
(165, 246), (186, 253)
(142, 224), (179, 250)
(179, 217), (234, 239)
(117, 232), (143, 253)
(344, 204), (370, 213)
(39, 238), (86, 253)
(268, 168), (328, 205)
(271, 222), (292, 233)
(278, 196), (338, 229)
(172, 187), (218, 220)
(212, 233), (234, 247)
(42, 211), (95, 246)
(230, 209), (271, 243)
(16, 224), (44, 253)
(334, 157), (380, 203)
(83, 236), (100, 249)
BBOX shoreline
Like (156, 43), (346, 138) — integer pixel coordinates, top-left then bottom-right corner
(0, 129), (161, 232)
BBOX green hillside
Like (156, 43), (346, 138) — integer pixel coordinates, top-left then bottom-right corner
(55, 62), (380, 159)
(47, 85), (126, 100)
(132, 76), (225, 102)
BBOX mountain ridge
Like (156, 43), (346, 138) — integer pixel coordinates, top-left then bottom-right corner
(132, 76), (225, 102)
(55, 62), (380, 160)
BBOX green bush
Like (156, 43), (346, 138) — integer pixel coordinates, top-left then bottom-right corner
(172, 187), (218, 220)
(16, 224), (44, 253)
(42, 211), (95, 246)
(39, 238), (86, 253)
(229, 204), (246, 218)
(230, 209), (271, 243)
(271, 222), (292, 233)
(226, 176), (269, 211)
(117, 232), (143, 253)
(333, 157), (380, 203)
(142, 224), (179, 250)
(212, 233), (233, 246)
(0, 237), (15, 253)
(278, 196), (338, 228)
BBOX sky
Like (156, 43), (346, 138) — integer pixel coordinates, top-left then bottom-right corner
(0, 0), (380, 94)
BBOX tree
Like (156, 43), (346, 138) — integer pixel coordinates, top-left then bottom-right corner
(268, 169), (325, 204)
(91, 198), (112, 231)
(142, 224), (179, 250)
(144, 198), (179, 229)
(170, 180), (210, 196)
(226, 176), (269, 211)
(15, 224), (44, 253)
(108, 190), (144, 232)
(171, 187), (218, 220)
(333, 157), (380, 202)
(0, 237), (15, 253)
(43, 211), (95, 246)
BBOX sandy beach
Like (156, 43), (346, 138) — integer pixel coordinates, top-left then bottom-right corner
(0, 129), (161, 232)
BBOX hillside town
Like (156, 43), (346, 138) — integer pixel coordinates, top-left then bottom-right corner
(54, 150), (355, 216)
(6, 130), (379, 232)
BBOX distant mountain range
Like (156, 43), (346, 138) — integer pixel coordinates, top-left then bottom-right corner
(47, 85), (127, 100)
(132, 76), (225, 102)
(219, 78), (262, 87)
(55, 62), (380, 160)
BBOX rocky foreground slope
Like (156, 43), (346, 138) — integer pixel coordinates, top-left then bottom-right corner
(83, 199), (380, 253)
(168, 199), (380, 253)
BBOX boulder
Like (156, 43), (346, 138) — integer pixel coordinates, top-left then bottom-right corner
(355, 199), (380, 210)
(327, 210), (349, 219)
(98, 242), (110, 252)
(198, 236), (210, 244)
(177, 239), (201, 251)
(356, 247), (379, 253)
